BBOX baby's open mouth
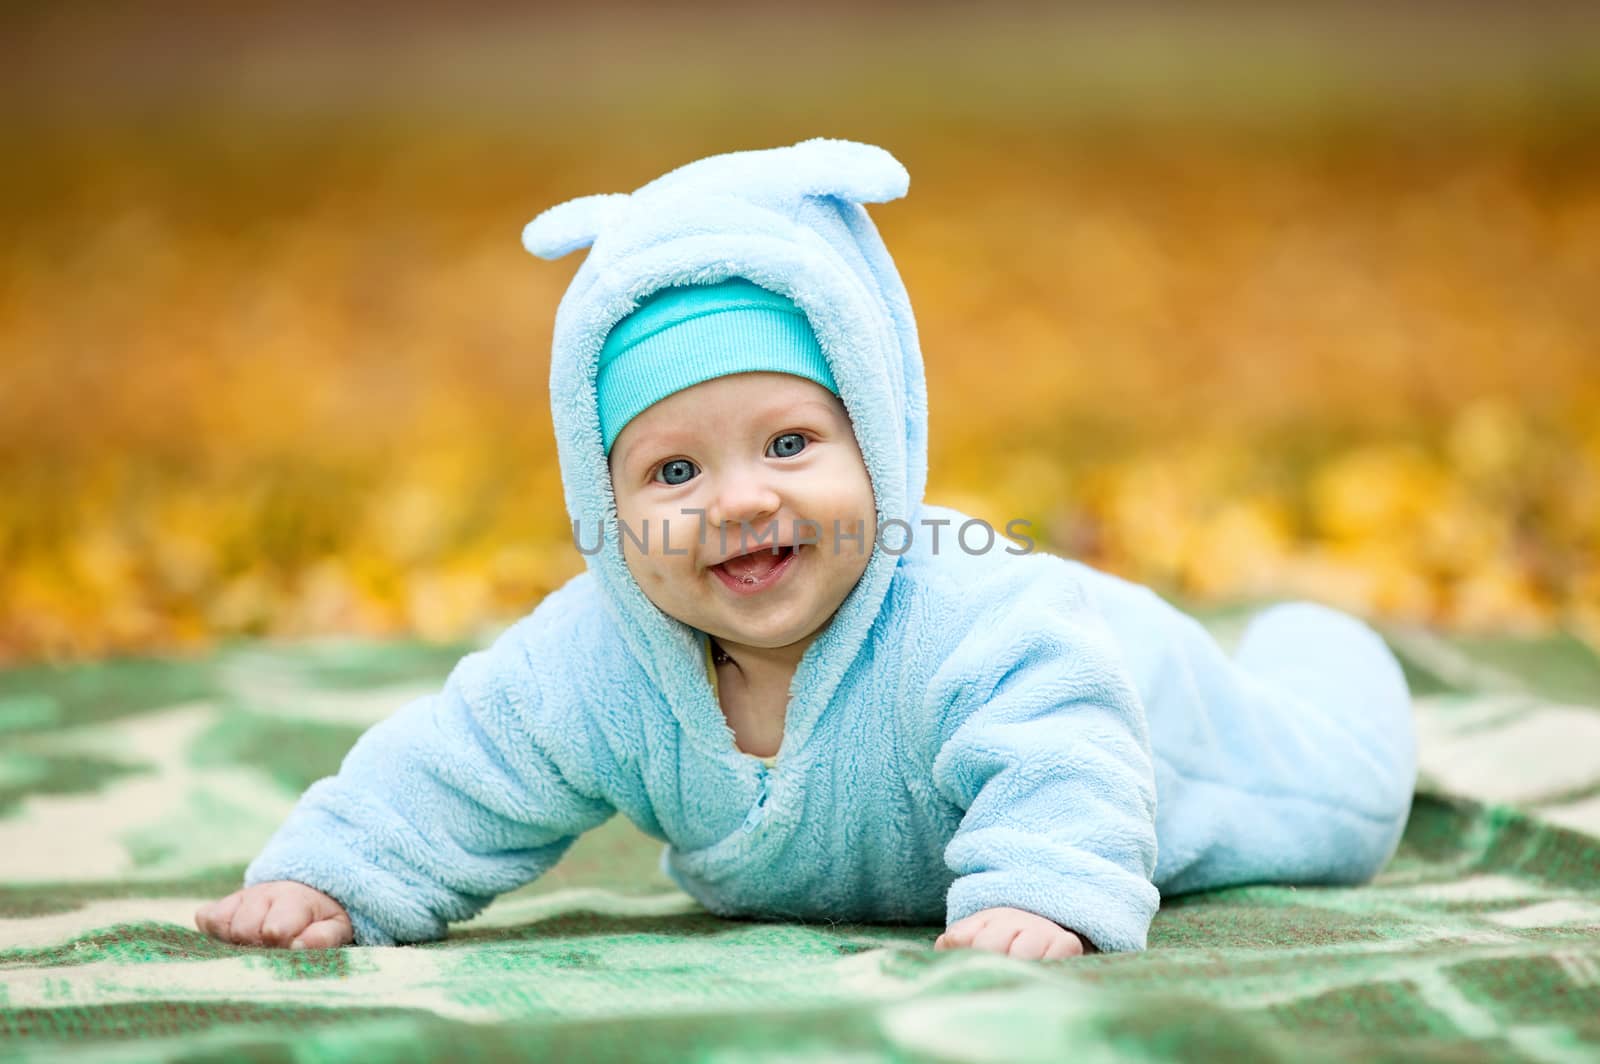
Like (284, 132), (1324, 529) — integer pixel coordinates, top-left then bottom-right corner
(713, 544), (799, 582)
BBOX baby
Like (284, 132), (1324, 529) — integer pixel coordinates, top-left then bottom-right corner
(196, 137), (1418, 959)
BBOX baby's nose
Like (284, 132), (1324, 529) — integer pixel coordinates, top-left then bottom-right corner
(707, 471), (782, 537)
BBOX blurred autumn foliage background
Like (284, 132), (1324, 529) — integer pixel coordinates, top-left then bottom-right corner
(3, 1), (1598, 664)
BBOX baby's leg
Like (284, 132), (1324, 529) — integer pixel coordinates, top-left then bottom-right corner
(1068, 563), (1418, 896)
(1232, 601), (1418, 815)
(1226, 601), (1417, 872)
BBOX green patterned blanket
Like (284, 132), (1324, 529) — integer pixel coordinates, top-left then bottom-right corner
(3, 615), (1599, 1063)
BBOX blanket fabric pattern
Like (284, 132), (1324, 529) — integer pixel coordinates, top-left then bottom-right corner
(1, 617), (1598, 1062)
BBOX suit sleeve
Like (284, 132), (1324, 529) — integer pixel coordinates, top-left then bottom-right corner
(930, 572), (1160, 953)
(243, 613), (618, 946)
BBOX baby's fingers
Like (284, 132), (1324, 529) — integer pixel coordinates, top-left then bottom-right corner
(935, 912), (990, 950)
(228, 891), (278, 946)
(1043, 932), (1087, 960)
(1007, 929), (1055, 961)
(291, 914), (354, 950)
(195, 891), (244, 941)
(970, 921), (1023, 955)
(259, 897), (316, 948)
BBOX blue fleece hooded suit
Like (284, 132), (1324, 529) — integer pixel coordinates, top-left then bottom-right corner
(244, 137), (1419, 952)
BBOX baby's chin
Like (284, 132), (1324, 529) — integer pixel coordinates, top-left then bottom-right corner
(717, 623), (826, 652)
(703, 601), (851, 655)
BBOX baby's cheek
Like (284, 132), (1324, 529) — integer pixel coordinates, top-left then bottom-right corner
(636, 551), (700, 607)
(828, 514), (876, 567)
(620, 545), (663, 591)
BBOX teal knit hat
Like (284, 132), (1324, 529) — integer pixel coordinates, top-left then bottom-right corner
(597, 278), (838, 455)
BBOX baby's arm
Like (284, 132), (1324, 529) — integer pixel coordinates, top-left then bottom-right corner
(929, 567), (1160, 957)
(200, 607), (617, 947)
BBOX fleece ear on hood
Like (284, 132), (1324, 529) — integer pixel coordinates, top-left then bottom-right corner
(520, 137), (930, 761)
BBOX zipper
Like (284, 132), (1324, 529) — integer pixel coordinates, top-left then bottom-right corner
(741, 761), (770, 833)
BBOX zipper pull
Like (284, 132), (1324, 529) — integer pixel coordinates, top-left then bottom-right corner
(741, 764), (770, 834)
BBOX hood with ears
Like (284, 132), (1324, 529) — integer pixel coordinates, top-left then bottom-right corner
(521, 137), (929, 758)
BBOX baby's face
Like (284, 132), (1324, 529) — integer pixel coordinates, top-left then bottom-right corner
(608, 372), (877, 656)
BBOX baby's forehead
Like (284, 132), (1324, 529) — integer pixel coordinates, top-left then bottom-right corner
(702, 391), (839, 417)
(608, 377), (854, 469)
(665, 374), (844, 417)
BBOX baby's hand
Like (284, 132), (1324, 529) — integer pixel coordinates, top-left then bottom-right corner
(935, 906), (1090, 961)
(195, 881), (353, 949)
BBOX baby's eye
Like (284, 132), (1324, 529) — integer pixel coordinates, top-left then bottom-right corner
(768, 433), (807, 459)
(655, 458), (699, 486)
